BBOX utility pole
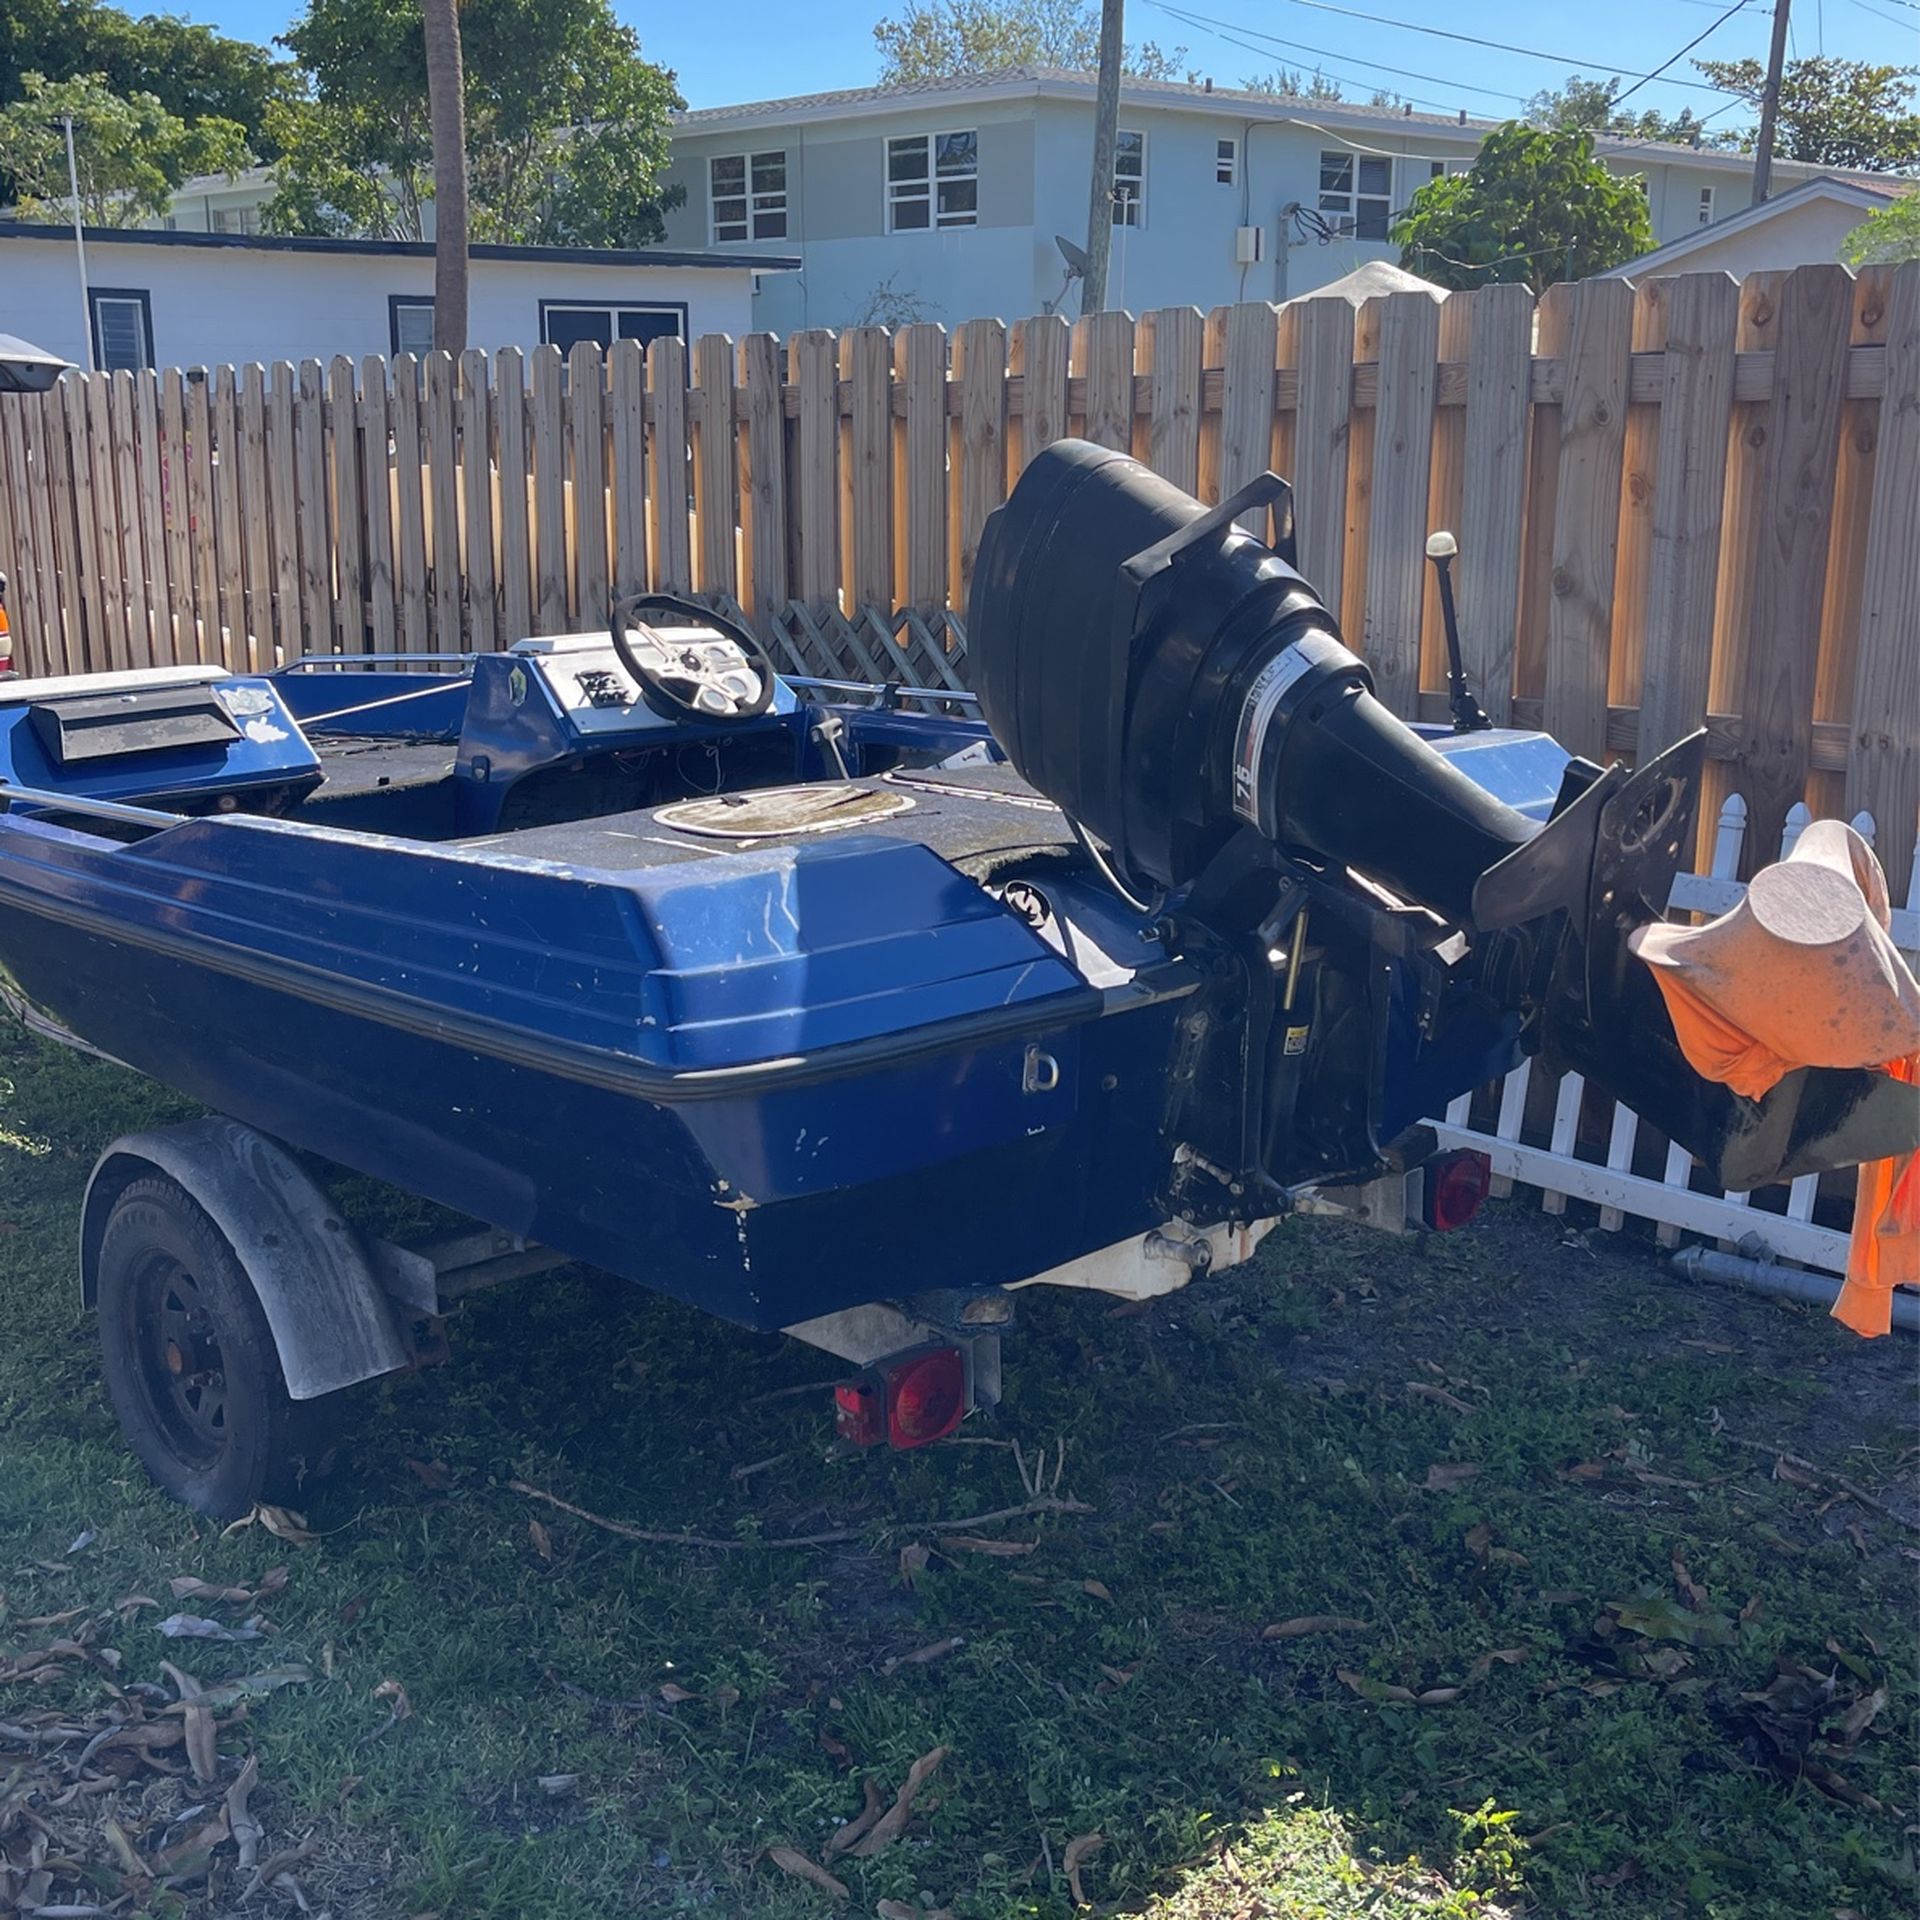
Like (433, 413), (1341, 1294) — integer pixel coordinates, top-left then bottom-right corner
(1081, 0), (1124, 314)
(423, 0), (470, 354)
(63, 115), (94, 373)
(1750, 0), (1791, 205)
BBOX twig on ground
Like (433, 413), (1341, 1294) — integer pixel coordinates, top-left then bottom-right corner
(511, 1482), (858, 1549)
(510, 1480), (1091, 1551)
(1712, 1434), (1919, 1534)
(729, 1453), (791, 1483)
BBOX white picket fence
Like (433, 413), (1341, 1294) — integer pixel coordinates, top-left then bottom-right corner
(1428, 797), (1920, 1274)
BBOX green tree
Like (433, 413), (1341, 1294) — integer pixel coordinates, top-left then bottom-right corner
(1693, 56), (1920, 173)
(0, 68), (248, 223)
(1841, 190), (1920, 266)
(1526, 72), (1708, 145)
(0, 0), (291, 157)
(873, 0), (1186, 84)
(1393, 122), (1653, 289)
(1243, 67), (1344, 102)
(266, 0), (683, 247)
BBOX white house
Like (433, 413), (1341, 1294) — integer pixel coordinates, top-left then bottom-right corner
(652, 68), (1886, 331)
(0, 223), (796, 372)
(1604, 175), (1904, 282)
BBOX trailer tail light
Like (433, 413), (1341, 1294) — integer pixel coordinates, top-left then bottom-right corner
(1423, 1149), (1492, 1232)
(834, 1344), (968, 1450)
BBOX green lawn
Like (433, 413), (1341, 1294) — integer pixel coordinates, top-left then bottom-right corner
(1, 1019), (1914, 1919)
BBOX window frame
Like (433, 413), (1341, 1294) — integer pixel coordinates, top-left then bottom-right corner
(708, 148), (789, 244)
(1112, 127), (1145, 227)
(885, 129), (979, 233)
(387, 294), (436, 357)
(1698, 184), (1715, 226)
(1317, 148), (1394, 241)
(88, 286), (154, 372)
(1215, 136), (1238, 186)
(536, 299), (690, 354)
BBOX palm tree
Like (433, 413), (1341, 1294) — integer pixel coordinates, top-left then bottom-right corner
(422, 0), (468, 354)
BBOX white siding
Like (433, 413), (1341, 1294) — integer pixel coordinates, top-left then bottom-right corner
(0, 234), (760, 370)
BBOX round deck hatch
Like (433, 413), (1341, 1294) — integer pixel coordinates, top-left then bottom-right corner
(654, 784), (916, 839)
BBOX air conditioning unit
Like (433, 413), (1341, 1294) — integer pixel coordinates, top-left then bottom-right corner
(1233, 225), (1265, 265)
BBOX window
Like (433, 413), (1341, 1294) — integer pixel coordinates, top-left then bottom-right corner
(538, 301), (687, 353)
(210, 205), (258, 235)
(1215, 137), (1237, 186)
(1698, 185), (1715, 225)
(709, 150), (787, 243)
(388, 296), (435, 356)
(88, 288), (153, 371)
(1318, 149), (1393, 240)
(1112, 129), (1144, 226)
(887, 130), (977, 231)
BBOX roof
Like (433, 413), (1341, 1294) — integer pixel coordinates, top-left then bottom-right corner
(1603, 174), (1904, 278)
(1286, 261), (1446, 307)
(669, 67), (1881, 185)
(0, 221), (799, 273)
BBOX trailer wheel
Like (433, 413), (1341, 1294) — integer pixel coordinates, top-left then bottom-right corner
(95, 1174), (334, 1519)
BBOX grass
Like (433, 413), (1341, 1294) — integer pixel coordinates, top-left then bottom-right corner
(1, 1016), (1915, 1919)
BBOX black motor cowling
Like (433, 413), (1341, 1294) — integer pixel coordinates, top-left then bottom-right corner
(967, 439), (1542, 924)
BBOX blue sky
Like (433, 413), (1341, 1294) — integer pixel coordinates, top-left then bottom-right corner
(180, 0), (1915, 125)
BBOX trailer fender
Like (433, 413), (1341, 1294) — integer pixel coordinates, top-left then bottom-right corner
(80, 1119), (414, 1401)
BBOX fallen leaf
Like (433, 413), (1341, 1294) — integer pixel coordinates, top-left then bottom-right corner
(1845, 1520), (1870, 1556)
(943, 1536), (1037, 1557)
(168, 1577), (249, 1606)
(1338, 1668), (1416, 1705)
(880, 1636), (963, 1677)
(1801, 1761), (1881, 1812)
(1081, 1579), (1114, 1602)
(156, 1612), (265, 1642)
(1414, 1686), (1462, 1705)
(370, 1677), (413, 1732)
(1838, 1687), (1887, 1744)
(1463, 1523), (1493, 1559)
(537, 1774), (578, 1796)
(898, 1542), (931, 1586)
(1488, 1546), (1530, 1567)
(1595, 1858), (1641, 1889)
(1064, 1830), (1105, 1907)
(1262, 1615), (1369, 1640)
(1772, 1457), (1821, 1490)
(528, 1519), (554, 1563)
(1423, 1463), (1480, 1492)
(182, 1701), (218, 1783)
(658, 1682), (699, 1705)
(1754, 1524), (1805, 1557)
(711, 1685), (741, 1710)
(1096, 1662), (1140, 1691)
(221, 1503), (319, 1547)
(1609, 1594), (1735, 1648)
(822, 1776), (886, 1859)
(406, 1458), (454, 1490)
(1671, 1554), (1708, 1609)
(1406, 1382), (1473, 1414)
(764, 1847), (849, 1903)
(850, 1746), (947, 1856)
(226, 1754), (263, 1873)
(1559, 1460), (1611, 1483)
(818, 1729), (853, 1767)
(1680, 1338), (1735, 1355)
(1466, 1648), (1529, 1680)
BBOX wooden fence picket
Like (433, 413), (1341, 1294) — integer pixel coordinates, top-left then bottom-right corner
(358, 357), (398, 655)
(644, 336), (692, 596)
(1139, 306), (1204, 497)
(608, 338), (648, 603)
(737, 331), (787, 633)
(460, 350), (499, 654)
(424, 352), (461, 650)
(841, 327), (893, 614)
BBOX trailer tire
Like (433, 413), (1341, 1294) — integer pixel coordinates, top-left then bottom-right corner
(96, 1174), (336, 1520)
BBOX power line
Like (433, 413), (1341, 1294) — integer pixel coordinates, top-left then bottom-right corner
(1153, 3), (1534, 106)
(1611, 0), (1754, 108)
(1149, 0), (1756, 96)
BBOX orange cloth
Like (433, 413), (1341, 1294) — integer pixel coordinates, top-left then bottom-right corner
(1645, 965), (1918, 1338)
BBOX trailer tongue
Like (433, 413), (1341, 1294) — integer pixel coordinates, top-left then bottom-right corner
(0, 440), (1909, 1517)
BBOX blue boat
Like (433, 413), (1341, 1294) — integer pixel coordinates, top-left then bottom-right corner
(2, 442), (1907, 1516)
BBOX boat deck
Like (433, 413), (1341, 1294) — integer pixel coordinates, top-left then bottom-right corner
(457, 765), (1078, 877)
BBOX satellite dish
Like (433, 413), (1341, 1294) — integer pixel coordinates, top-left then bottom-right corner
(1054, 234), (1089, 277)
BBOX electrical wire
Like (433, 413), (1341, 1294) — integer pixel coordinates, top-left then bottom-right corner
(1152, 2), (1534, 107)
(1610, 0), (1753, 108)
(1143, 0), (1749, 97)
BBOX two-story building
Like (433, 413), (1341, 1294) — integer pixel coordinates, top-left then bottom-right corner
(656, 67), (1874, 331)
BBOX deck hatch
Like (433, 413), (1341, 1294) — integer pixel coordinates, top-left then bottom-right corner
(28, 685), (242, 765)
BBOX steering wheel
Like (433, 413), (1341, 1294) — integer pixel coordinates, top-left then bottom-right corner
(609, 591), (779, 724)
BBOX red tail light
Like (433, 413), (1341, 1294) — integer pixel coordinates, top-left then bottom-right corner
(1423, 1149), (1491, 1232)
(834, 1344), (968, 1450)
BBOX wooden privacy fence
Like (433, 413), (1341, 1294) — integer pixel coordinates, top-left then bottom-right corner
(0, 260), (1914, 878)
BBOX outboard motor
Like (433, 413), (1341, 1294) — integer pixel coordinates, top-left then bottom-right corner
(970, 440), (1915, 1213)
